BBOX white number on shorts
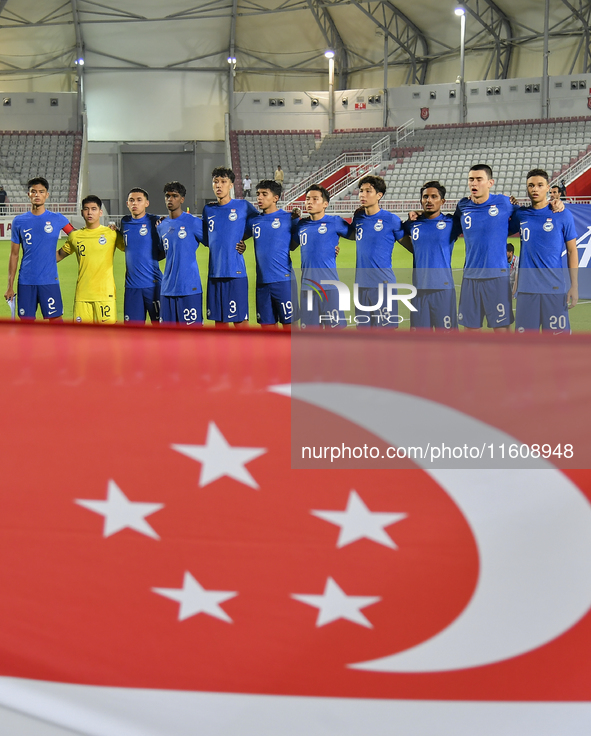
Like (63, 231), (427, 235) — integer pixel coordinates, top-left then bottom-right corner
(356, 226), (363, 241)
(411, 226), (419, 241)
(464, 215), (472, 229)
(444, 315), (451, 329)
(497, 303), (506, 319)
(253, 225), (261, 239)
(521, 227), (530, 242)
(549, 315), (567, 330)
(229, 300), (237, 315)
(47, 297), (56, 313)
(281, 301), (293, 317)
(183, 308), (198, 322)
(300, 232), (307, 247)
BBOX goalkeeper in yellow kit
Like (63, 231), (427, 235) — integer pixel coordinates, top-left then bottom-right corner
(57, 195), (125, 323)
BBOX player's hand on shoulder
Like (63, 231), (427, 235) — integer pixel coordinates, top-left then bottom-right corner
(549, 198), (565, 213)
(236, 239), (246, 254)
(291, 207), (301, 219)
(508, 195), (519, 206)
(408, 210), (420, 221)
(155, 215), (166, 226)
(108, 221), (119, 232)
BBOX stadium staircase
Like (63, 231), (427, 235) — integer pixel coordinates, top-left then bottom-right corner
(0, 131), (81, 211)
(281, 120), (415, 207)
(230, 130), (320, 197)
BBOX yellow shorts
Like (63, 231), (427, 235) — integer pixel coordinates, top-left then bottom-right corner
(73, 300), (117, 324)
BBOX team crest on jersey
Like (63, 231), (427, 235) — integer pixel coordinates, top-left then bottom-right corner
(374, 219), (383, 232)
(436, 220), (447, 230)
(44, 222), (53, 234)
(178, 227), (187, 239)
(98, 235), (107, 245)
(318, 224), (328, 234)
(272, 218), (281, 229)
(139, 225), (148, 236)
(488, 205), (499, 216)
(543, 219), (554, 232)
(229, 209), (238, 221)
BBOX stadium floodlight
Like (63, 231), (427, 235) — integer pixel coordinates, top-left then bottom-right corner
(324, 50), (335, 59)
(75, 58), (84, 66)
(454, 7), (465, 15)
(227, 57), (237, 64)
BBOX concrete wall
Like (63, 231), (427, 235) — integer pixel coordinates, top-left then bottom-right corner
(0, 92), (77, 131)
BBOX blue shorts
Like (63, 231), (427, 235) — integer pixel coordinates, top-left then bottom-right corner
(516, 293), (570, 333)
(124, 284), (161, 324)
(355, 285), (399, 328)
(207, 277), (248, 322)
(160, 294), (203, 325)
(256, 280), (298, 324)
(17, 283), (62, 319)
(410, 288), (458, 329)
(300, 287), (346, 329)
(458, 277), (513, 328)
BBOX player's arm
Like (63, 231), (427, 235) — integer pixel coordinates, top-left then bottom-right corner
(399, 221), (414, 254)
(290, 220), (301, 251)
(566, 237), (578, 308)
(115, 231), (125, 251)
(549, 198), (565, 213)
(4, 241), (20, 300)
(57, 237), (74, 263)
(62, 223), (75, 236)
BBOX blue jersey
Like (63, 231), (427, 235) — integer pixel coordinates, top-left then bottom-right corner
(404, 213), (461, 290)
(510, 205), (577, 294)
(156, 212), (203, 297)
(296, 214), (350, 286)
(12, 210), (70, 285)
(454, 194), (518, 278)
(120, 214), (163, 289)
(203, 198), (258, 279)
(245, 209), (296, 284)
(353, 209), (404, 287)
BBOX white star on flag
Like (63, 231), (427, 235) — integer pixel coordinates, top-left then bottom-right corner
(292, 577), (381, 628)
(152, 572), (237, 622)
(171, 421), (266, 488)
(311, 490), (407, 548)
(75, 480), (163, 539)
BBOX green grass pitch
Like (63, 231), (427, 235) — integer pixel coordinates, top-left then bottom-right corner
(0, 236), (589, 332)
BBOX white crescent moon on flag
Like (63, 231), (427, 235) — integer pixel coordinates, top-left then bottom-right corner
(270, 383), (591, 672)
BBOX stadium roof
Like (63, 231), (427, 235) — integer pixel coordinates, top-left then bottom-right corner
(0, 1), (588, 92)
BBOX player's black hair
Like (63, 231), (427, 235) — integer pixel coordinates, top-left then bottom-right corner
(420, 180), (446, 200)
(212, 167), (236, 183)
(256, 179), (282, 198)
(507, 243), (514, 254)
(469, 164), (493, 179)
(526, 168), (549, 183)
(81, 194), (102, 209)
(128, 187), (149, 199)
(551, 184), (561, 191)
(28, 176), (49, 191)
(163, 181), (186, 198)
(359, 175), (386, 196)
(306, 184), (330, 204)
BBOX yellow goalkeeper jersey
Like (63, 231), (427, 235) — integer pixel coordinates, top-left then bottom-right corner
(63, 225), (125, 302)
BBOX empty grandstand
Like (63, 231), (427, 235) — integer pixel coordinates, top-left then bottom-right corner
(0, 131), (81, 210)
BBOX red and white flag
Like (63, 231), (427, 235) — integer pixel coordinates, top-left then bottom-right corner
(0, 324), (590, 735)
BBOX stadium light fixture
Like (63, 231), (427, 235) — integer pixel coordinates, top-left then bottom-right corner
(454, 7), (465, 15)
(75, 58), (84, 66)
(324, 50), (335, 59)
(227, 57), (237, 64)
(455, 7), (466, 123)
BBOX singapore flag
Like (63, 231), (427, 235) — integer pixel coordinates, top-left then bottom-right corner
(0, 325), (590, 736)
